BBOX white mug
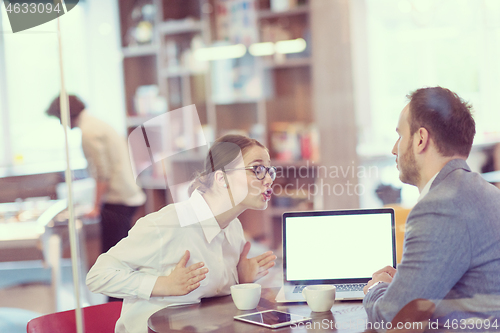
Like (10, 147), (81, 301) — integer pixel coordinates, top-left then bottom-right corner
(302, 285), (336, 312)
(230, 283), (261, 310)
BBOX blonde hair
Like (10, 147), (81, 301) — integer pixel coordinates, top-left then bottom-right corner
(188, 134), (266, 196)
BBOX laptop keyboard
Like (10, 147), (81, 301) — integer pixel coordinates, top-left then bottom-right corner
(293, 283), (366, 293)
(292, 285), (306, 293)
(335, 283), (366, 292)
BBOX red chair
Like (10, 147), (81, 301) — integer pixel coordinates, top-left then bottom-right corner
(27, 302), (122, 333)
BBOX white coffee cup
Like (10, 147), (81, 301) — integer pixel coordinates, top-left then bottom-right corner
(230, 283), (261, 310)
(302, 285), (336, 312)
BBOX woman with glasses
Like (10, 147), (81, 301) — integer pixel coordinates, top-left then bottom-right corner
(87, 134), (277, 333)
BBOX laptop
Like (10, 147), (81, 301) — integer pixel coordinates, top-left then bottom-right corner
(275, 208), (396, 302)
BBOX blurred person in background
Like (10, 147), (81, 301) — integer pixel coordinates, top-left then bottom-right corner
(46, 95), (146, 276)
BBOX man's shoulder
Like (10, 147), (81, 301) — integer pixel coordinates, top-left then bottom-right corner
(410, 166), (500, 224)
(430, 166), (500, 201)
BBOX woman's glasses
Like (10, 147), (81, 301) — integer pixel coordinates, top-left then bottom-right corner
(224, 165), (277, 181)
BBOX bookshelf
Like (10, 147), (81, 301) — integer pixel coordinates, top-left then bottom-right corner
(117, 0), (358, 248)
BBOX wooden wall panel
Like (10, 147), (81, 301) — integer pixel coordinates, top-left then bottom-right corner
(310, 0), (359, 209)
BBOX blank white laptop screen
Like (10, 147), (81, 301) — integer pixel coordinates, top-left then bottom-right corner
(285, 212), (394, 281)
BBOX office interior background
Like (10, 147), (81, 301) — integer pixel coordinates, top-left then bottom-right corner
(1, 0), (500, 330)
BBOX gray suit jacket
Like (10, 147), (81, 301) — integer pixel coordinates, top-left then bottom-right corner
(364, 159), (500, 323)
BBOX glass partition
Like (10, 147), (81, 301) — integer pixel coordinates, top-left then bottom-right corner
(0, 1), (124, 332)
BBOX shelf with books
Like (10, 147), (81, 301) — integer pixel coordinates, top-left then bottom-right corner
(117, 0), (335, 245)
(123, 55), (159, 117)
(257, 4), (310, 19)
(257, 0), (311, 65)
(126, 114), (160, 127)
(273, 159), (319, 168)
(137, 176), (166, 190)
(263, 57), (311, 69)
(122, 44), (159, 58)
(157, 19), (203, 36)
(159, 68), (207, 79)
(136, 151), (205, 190)
(213, 97), (262, 106)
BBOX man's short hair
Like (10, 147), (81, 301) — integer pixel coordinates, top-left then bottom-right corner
(46, 95), (86, 119)
(407, 87), (476, 157)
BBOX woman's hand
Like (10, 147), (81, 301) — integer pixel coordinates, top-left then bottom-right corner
(152, 250), (208, 297)
(237, 241), (276, 284)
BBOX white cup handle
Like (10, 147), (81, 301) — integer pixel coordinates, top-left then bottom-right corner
(302, 288), (307, 300)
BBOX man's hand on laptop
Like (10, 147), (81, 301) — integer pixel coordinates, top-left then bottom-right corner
(363, 266), (397, 294)
(373, 265), (397, 278)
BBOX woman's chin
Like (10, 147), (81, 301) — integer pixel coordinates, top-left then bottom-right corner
(245, 195), (271, 210)
(248, 200), (268, 211)
(258, 201), (269, 210)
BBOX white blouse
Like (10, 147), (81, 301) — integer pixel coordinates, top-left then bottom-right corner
(79, 110), (146, 206)
(86, 190), (246, 333)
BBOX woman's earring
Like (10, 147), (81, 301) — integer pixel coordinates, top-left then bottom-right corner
(223, 184), (227, 188)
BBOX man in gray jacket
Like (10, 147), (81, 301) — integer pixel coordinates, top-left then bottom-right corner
(363, 87), (500, 327)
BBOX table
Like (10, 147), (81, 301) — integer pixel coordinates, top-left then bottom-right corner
(0, 198), (93, 311)
(148, 288), (370, 333)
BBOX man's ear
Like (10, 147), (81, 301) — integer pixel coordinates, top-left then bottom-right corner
(415, 127), (430, 153)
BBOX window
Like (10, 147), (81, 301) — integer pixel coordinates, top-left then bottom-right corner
(0, 5), (88, 174)
(0, 1), (125, 176)
(352, 0), (500, 207)
(356, 0), (500, 156)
